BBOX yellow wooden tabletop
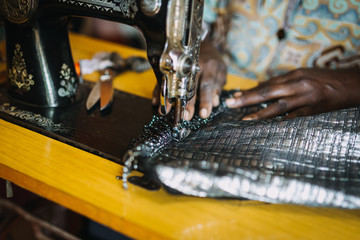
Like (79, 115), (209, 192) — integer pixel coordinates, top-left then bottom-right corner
(0, 34), (360, 240)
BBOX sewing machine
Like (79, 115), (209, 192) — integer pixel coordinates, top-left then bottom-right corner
(0, 0), (204, 130)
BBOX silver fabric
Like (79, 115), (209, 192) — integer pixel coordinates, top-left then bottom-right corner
(123, 102), (360, 208)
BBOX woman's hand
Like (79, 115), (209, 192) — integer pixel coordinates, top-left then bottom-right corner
(152, 37), (227, 120)
(226, 68), (360, 119)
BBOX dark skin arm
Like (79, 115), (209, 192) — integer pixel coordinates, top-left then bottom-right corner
(152, 36), (227, 120)
(226, 68), (360, 119)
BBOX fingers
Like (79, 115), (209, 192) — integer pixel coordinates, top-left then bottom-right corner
(199, 81), (214, 118)
(152, 83), (197, 119)
(285, 106), (313, 119)
(226, 69), (308, 109)
(199, 84), (223, 118)
(184, 95), (196, 121)
(213, 61), (227, 108)
(212, 92), (220, 107)
(266, 69), (304, 84)
(152, 84), (160, 105)
(198, 60), (226, 119)
(152, 84), (172, 115)
(153, 84), (197, 120)
(241, 95), (310, 120)
(226, 82), (297, 108)
(198, 37), (227, 119)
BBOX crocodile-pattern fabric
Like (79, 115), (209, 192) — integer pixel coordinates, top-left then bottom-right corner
(123, 100), (360, 208)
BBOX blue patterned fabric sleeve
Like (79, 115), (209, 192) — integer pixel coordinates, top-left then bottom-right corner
(204, 0), (230, 23)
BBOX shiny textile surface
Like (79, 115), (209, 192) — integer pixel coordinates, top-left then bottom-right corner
(122, 100), (360, 208)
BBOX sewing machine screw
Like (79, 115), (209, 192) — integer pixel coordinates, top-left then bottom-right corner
(151, 56), (159, 65)
(140, 0), (161, 16)
(192, 64), (201, 74)
(163, 58), (173, 70)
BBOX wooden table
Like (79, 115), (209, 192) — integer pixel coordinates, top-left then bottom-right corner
(0, 34), (359, 240)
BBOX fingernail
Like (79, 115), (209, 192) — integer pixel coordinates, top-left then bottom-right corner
(242, 115), (255, 121)
(234, 91), (243, 97)
(200, 108), (209, 118)
(183, 110), (189, 120)
(152, 97), (157, 105)
(226, 98), (236, 106)
(213, 95), (220, 107)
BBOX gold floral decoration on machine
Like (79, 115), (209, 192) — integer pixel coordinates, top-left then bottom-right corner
(8, 44), (34, 93)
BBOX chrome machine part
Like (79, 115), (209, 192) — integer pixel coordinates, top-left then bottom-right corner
(140, 0), (162, 16)
(159, 0), (204, 126)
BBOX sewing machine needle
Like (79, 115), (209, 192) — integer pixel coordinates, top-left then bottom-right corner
(174, 98), (182, 126)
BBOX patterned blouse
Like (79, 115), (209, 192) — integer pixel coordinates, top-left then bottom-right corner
(204, 0), (360, 81)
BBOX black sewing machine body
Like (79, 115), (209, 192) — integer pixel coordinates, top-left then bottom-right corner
(0, 0), (203, 107)
(0, 0), (170, 107)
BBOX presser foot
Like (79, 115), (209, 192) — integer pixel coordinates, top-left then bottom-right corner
(172, 124), (191, 141)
